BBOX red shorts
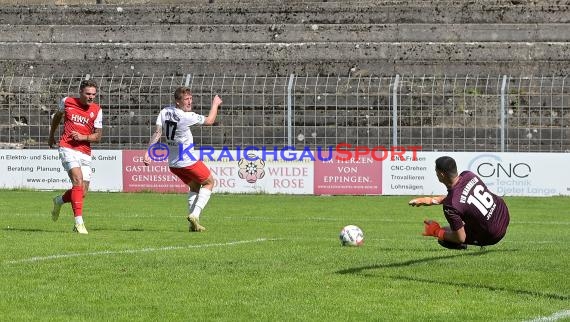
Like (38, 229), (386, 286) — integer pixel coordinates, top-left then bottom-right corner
(169, 161), (211, 185)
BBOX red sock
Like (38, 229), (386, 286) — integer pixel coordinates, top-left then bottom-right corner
(70, 186), (84, 217)
(62, 189), (72, 203)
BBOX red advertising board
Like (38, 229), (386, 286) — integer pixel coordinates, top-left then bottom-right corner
(122, 150), (187, 193)
(314, 152), (382, 195)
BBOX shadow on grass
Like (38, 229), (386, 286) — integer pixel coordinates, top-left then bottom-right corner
(89, 227), (186, 233)
(66, 227), (151, 232)
(337, 249), (500, 274)
(387, 275), (569, 301)
(1, 227), (56, 233)
(1, 227), (180, 233)
(337, 249), (568, 301)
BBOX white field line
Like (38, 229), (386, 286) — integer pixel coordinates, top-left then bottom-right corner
(4, 238), (272, 265)
(524, 310), (570, 322)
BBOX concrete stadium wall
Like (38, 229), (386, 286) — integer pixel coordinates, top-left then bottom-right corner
(1, 1), (569, 151)
(0, 0), (569, 76)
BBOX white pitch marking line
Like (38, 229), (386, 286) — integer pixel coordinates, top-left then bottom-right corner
(4, 238), (272, 265)
(525, 310), (570, 322)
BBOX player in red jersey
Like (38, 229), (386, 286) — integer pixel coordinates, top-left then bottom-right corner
(48, 80), (103, 234)
(409, 156), (510, 249)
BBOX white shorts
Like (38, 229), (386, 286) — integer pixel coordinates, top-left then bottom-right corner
(58, 147), (93, 181)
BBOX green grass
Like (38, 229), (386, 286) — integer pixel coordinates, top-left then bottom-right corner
(0, 191), (568, 321)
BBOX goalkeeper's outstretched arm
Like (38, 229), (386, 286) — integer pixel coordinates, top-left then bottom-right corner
(408, 195), (445, 207)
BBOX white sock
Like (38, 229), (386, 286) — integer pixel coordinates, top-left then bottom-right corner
(188, 191), (198, 213)
(55, 195), (64, 205)
(74, 216), (84, 225)
(191, 188), (212, 218)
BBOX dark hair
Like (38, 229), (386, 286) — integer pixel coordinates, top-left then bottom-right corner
(80, 79), (98, 90)
(174, 86), (192, 100)
(435, 156), (458, 177)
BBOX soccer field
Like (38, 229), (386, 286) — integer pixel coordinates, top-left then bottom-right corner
(1, 191), (568, 321)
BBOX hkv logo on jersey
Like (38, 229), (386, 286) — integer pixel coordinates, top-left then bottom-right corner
(71, 114), (90, 125)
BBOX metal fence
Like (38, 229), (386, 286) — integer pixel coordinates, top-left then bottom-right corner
(0, 74), (568, 152)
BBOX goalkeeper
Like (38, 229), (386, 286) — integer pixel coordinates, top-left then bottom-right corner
(409, 156), (510, 249)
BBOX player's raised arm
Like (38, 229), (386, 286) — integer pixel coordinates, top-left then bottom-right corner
(203, 95), (222, 125)
(408, 195), (445, 207)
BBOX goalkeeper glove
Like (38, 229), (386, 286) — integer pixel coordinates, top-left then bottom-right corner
(409, 196), (441, 207)
(422, 219), (445, 240)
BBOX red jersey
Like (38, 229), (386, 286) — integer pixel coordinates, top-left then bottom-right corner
(58, 97), (103, 156)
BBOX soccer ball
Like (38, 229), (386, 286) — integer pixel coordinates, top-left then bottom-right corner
(339, 225), (364, 246)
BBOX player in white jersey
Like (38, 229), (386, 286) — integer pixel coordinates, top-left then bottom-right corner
(143, 86), (222, 232)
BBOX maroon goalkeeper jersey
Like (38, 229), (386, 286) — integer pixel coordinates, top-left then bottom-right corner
(442, 171), (510, 246)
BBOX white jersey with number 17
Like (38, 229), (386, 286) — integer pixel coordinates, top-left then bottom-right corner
(156, 105), (206, 168)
